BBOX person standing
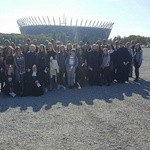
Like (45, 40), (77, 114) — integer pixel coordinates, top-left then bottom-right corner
(65, 49), (78, 89)
(46, 42), (57, 90)
(36, 44), (47, 91)
(66, 43), (73, 54)
(133, 43), (143, 82)
(116, 41), (132, 83)
(101, 48), (111, 86)
(25, 44), (36, 72)
(131, 40), (135, 52)
(0, 47), (5, 92)
(83, 43), (92, 85)
(107, 44), (116, 82)
(125, 42), (134, 77)
(57, 45), (68, 89)
(86, 44), (102, 86)
(76, 47), (86, 88)
(3, 39), (10, 57)
(4, 46), (14, 73)
(14, 46), (25, 96)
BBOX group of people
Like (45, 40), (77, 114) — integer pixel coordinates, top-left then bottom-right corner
(0, 38), (143, 97)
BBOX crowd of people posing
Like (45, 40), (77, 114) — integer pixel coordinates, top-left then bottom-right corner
(0, 38), (143, 97)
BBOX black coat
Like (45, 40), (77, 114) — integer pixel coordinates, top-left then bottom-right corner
(87, 50), (102, 69)
(25, 52), (36, 69)
(3, 73), (15, 94)
(36, 52), (47, 78)
(57, 52), (68, 70)
(46, 51), (57, 68)
(116, 47), (132, 69)
(86, 50), (102, 85)
(116, 47), (132, 82)
(23, 71), (43, 96)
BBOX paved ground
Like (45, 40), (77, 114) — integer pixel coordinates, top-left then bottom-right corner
(0, 48), (150, 150)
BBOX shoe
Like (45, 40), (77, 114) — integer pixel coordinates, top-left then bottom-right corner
(107, 83), (111, 86)
(69, 86), (74, 89)
(78, 86), (81, 89)
(57, 84), (61, 89)
(45, 88), (48, 93)
(77, 82), (81, 89)
(9, 92), (16, 97)
(99, 83), (102, 86)
(61, 85), (66, 90)
(134, 78), (139, 82)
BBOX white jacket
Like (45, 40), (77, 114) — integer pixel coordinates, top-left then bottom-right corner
(50, 59), (59, 77)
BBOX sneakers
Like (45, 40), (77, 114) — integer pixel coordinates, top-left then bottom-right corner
(78, 86), (81, 89)
(77, 82), (81, 89)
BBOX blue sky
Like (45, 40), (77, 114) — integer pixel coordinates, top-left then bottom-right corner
(0, 0), (150, 38)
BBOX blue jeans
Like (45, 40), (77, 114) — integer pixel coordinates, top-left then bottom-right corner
(15, 70), (24, 83)
(66, 67), (75, 87)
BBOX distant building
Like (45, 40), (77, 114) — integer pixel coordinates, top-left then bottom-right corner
(17, 16), (114, 43)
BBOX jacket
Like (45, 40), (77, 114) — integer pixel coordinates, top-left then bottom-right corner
(65, 55), (78, 68)
(134, 50), (143, 66)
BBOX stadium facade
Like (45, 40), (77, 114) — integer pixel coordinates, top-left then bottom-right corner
(17, 16), (114, 43)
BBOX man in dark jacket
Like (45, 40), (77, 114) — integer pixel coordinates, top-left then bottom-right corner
(116, 41), (132, 83)
(86, 44), (102, 85)
(25, 44), (36, 71)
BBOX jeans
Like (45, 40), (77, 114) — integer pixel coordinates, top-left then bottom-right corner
(58, 68), (66, 85)
(66, 67), (75, 87)
(134, 61), (141, 79)
(15, 70), (24, 83)
(134, 65), (140, 79)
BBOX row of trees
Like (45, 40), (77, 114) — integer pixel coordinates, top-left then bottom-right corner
(0, 33), (150, 46)
(108, 35), (150, 46)
(0, 33), (52, 45)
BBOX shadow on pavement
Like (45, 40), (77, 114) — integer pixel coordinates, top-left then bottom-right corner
(0, 79), (149, 112)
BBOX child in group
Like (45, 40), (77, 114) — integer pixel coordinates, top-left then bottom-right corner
(3, 65), (16, 97)
(65, 49), (78, 89)
(101, 48), (111, 86)
(49, 54), (59, 90)
(0, 47), (5, 92)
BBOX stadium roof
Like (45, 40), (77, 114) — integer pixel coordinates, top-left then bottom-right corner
(17, 16), (114, 29)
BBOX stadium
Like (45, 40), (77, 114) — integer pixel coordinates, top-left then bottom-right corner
(17, 16), (114, 43)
